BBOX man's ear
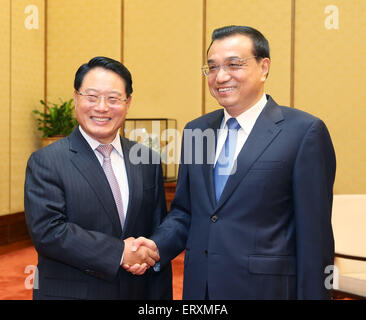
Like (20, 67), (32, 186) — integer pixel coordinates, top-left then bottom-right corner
(125, 95), (132, 111)
(261, 58), (271, 80)
(73, 90), (79, 108)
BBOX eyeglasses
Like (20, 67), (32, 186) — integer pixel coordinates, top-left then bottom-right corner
(76, 91), (128, 106)
(201, 56), (257, 77)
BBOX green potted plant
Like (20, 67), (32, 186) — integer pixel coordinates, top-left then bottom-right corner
(33, 98), (78, 147)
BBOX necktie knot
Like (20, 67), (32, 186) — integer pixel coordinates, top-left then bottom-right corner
(97, 144), (114, 158)
(226, 117), (240, 131)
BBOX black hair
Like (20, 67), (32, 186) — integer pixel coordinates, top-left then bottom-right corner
(207, 25), (270, 61)
(74, 56), (133, 97)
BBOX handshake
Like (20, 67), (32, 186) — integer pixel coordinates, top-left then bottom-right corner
(121, 237), (159, 275)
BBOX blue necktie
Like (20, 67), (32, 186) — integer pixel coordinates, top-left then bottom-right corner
(214, 118), (241, 203)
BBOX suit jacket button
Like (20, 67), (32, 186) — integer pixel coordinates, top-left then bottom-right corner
(211, 215), (218, 222)
(205, 250), (208, 256)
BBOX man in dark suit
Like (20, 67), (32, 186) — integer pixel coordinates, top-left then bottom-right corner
(24, 56), (172, 299)
(127, 26), (336, 299)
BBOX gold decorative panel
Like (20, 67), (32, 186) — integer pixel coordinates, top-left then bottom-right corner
(295, 0), (366, 193)
(10, 0), (45, 213)
(124, 0), (203, 135)
(0, 0), (10, 216)
(47, 0), (121, 102)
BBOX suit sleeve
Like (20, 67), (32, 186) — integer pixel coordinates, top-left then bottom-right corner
(150, 127), (192, 267)
(147, 161), (173, 299)
(24, 150), (124, 282)
(293, 119), (336, 299)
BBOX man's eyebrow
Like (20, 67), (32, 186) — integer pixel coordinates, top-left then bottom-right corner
(83, 88), (99, 93)
(107, 91), (122, 96)
(83, 88), (122, 96)
(207, 56), (242, 63)
(226, 56), (242, 60)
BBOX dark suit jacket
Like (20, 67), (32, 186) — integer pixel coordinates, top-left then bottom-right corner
(151, 95), (336, 300)
(24, 128), (172, 300)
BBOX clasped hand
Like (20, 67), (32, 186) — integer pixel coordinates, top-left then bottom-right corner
(122, 237), (158, 275)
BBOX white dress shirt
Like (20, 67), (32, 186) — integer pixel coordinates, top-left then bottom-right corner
(214, 94), (268, 166)
(78, 126), (129, 221)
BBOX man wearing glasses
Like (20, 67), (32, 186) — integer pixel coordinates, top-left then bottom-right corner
(128, 26), (336, 299)
(24, 56), (172, 299)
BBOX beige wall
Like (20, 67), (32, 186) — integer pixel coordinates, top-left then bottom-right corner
(47, 0), (121, 102)
(1, 0), (44, 215)
(0, 0), (10, 215)
(11, 0), (45, 213)
(1, 0), (365, 216)
(294, 0), (366, 193)
(124, 0), (203, 135)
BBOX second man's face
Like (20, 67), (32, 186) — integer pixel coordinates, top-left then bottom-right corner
(74, 67), (131, 144)
(207, 34), (270, 117)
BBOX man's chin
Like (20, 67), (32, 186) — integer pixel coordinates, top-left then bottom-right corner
(88, 131), (116, 144)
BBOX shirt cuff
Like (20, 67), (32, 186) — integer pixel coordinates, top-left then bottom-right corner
(153, 262), (161, 272)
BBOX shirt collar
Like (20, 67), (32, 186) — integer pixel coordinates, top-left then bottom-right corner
(78, 126), (124, 158)
(223, 93), (267, 134)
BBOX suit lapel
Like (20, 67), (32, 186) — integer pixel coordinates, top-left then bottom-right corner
(215, 96), (284, 211)
(201, 110), (224, 209)
(68, 129), (122, 235)
(119, 137), (143, 237)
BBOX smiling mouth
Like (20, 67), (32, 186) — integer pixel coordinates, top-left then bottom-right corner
(91, 116), (111, 122)
(218, 87), (235, 93)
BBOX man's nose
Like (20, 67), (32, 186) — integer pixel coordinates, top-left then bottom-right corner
(94, 96), (109, 111)
(215, 66), (231, 82)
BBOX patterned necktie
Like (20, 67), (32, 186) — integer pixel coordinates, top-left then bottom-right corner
(96, 144), (124, 229)
(214, 117), (241, 203)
